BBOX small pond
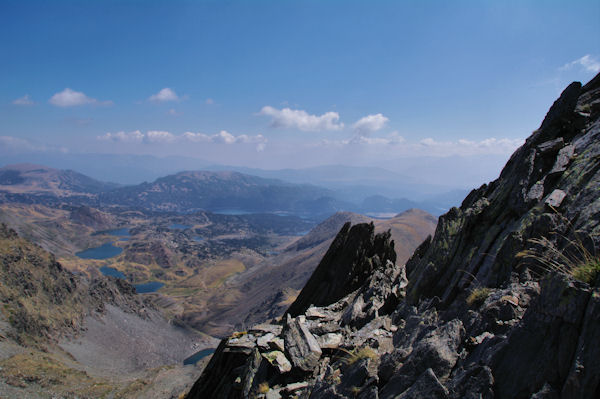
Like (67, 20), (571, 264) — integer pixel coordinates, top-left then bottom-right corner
(183, 348), (216, 365)
(212, 209), (253, 215)
(134, 281), (165, 293)
(169, 223), (191, 230)
(99, 266), (126, 279)
(103, 228), (131, 237)
(76, 243), (123, 260)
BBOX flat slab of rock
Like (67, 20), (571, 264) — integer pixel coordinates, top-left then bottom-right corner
(317, 333), (343, 349)
(545, 189), (566, 208)
(257, 332), (276, 350)
(305, 306), (331, 319)
(282, 381), (311, 393)
(227, 333), (256, 349)
(262, 350), (292, 374)
(249, 323), (283, 335)
(550, 144), (575, 174)
(283, 314), (322, 372)
(268, 337), (285, 352)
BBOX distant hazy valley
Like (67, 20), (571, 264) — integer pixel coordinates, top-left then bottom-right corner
(0, 162), (437, 397)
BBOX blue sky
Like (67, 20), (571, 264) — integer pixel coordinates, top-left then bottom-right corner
(1, 0), (599, 183)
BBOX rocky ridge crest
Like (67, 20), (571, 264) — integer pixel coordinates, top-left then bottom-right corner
(186, 73), (600, 399)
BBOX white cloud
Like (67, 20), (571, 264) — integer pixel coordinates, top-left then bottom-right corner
(12, 94), (34, 106)
(560, 54), (600, 73)
(184, 130), (267, 148)
(97, 130), (144, 143)
(98, 129), (267, 150)
(259, 106), (343, 131)
(48, 88), (112, 107)
(213, 130), (237, 144)
(149, 88), (179, 102)
(145, 130), (176, 143)
(317, 132), (405, 147)
(419, 137), (524, 155)
(353, 113), (389, 135)
(167, 108), (181, 116)
(182, 132), (211, 142)
(317, 134), (523, 156)
(343, 131), (403, 146)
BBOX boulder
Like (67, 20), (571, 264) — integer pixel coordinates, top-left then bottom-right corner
(283, 314), (322, 372)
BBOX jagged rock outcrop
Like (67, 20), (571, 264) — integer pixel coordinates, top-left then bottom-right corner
(287, 222), (396, 317)
(186, 74), (600, 399)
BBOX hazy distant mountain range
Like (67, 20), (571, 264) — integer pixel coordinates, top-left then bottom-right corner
(0, 163), (464, 216)
(0, 151), (487, 204)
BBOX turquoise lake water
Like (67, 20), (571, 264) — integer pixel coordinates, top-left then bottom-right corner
(183, 348), (216, 365)
(77, 228), (163, 293)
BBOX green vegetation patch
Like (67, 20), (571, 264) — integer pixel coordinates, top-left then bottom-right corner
(571, 258), (600, 285)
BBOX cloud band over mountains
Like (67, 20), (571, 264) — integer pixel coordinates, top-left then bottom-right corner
(98, 130), (267, 151)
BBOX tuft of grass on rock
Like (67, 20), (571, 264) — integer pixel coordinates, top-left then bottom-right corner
(517, 232), (599, 285)
(571, 258), (600, 284)
(258, 382), (270, 394)
(341, 346), (378, 366)
(466, 287), (491, 308)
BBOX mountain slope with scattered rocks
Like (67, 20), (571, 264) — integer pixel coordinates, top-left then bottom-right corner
(186, 74), (600, 399)
(0, 224), (213, 398)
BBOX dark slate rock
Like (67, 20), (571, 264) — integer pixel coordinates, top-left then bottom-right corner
(283, 314), (322, 372)
(287, 222), (396, 317)
(491, 275), (591, 399)
(561, 287), (600, 399)
(390, 368), (448, 399)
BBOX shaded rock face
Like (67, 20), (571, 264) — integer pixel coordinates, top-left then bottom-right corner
(187, 74), (600, 399)
(287, 222), (396, 317)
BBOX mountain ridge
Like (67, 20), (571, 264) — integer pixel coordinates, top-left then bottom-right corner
(186, 74), (600, 398)
(0, 164), (457, 217)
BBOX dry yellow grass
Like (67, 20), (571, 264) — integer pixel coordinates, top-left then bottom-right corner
(0, 350), (114, 396)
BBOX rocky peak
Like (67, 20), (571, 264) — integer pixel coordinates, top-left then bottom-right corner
(286, 222), (396, 317)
